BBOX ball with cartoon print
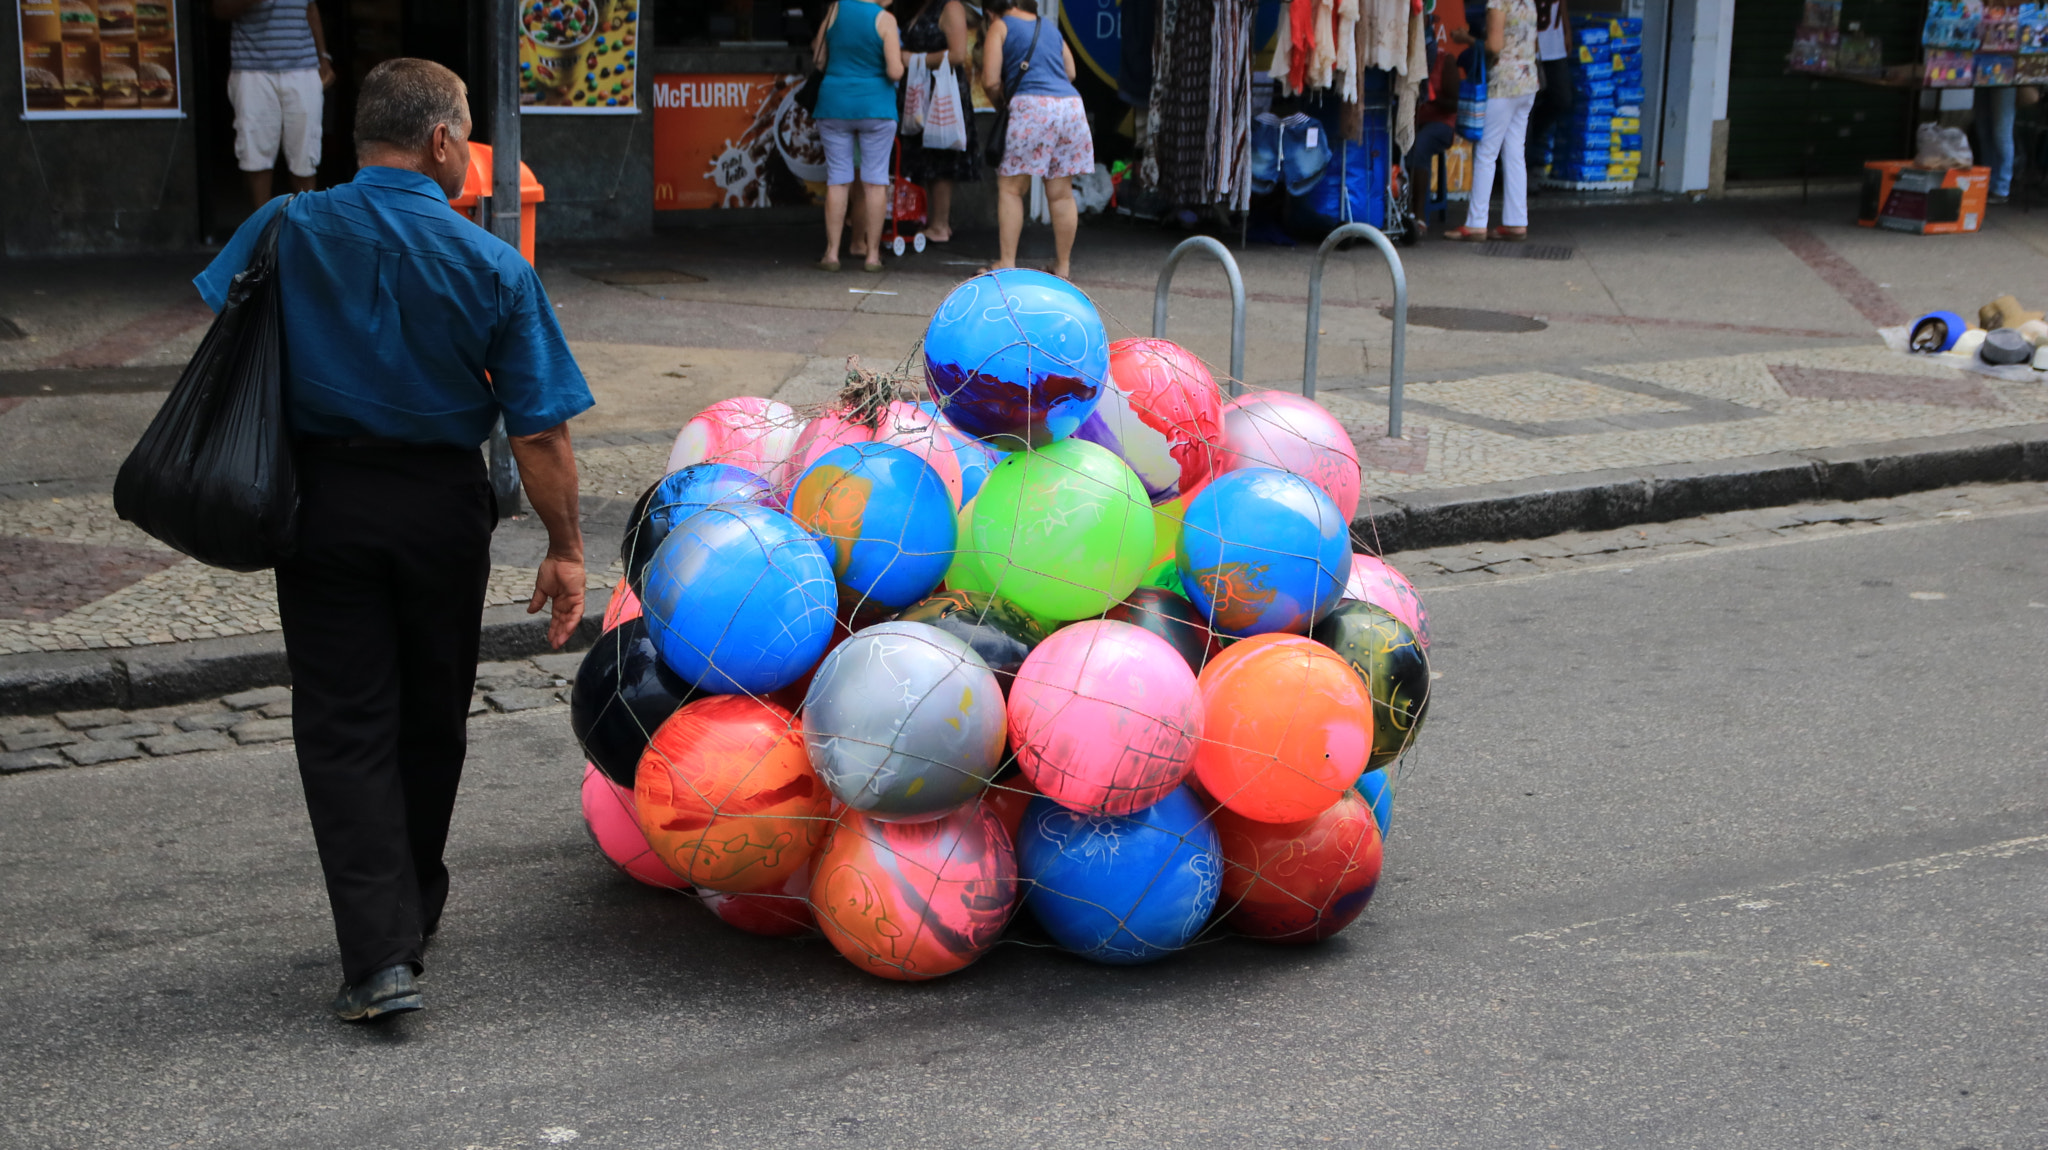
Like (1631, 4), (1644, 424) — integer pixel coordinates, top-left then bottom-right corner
(1214, 788), (1383, 942)
(639, 502), (838, 694)
(802, 621), (1007, 821)
(1192, 634), (1373, 824)
(580, 763), (689, 890)
(633, 695), (829, 892)
(1312, 601), (1431, 771)
(1007, 620), (1203, 817)
(620, 463), (775, 591)
(1017, 787), (1222, 964)
(789, 442), (958, 611)
(1178, 468), (1350, 637)
(1102, 585), (1219, 674)
(1343, 552), (1431, 649)
(1208, 391), (1361, 521)
(810, 802), (1019, 981)
(700, 866), (817, 937)
(968, 437), (1155, 622)
(922, 268), (1109, 449)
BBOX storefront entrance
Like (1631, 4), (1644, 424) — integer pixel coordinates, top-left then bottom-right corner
(191, 0), (477, 243)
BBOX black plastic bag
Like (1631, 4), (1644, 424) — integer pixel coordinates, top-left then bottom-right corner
(114, 201), (299, 572)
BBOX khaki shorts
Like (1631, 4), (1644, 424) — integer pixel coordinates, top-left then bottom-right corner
(228, 68), (324, 177)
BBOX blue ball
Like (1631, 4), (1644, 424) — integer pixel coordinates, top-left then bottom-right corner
(1355, 766), (1394, 841)
(1178, 467), (1350, 637)
(640, 503), (839, 694)
(789, 442), (958, 611)
(622, 463), (774, 588)
(1018, 787), (1222, 964)
(923, 269), (1109, 450)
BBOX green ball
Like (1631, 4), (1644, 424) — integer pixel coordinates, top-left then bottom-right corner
(1311, 601), (1431, 770)
(943, 497), (994, 594)
(969, 439), (1154, 623)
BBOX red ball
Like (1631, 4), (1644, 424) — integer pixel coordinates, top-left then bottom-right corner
(634, 696), (828, 893)
(700, 867), (817, 937)
(1214, 789), (1383, 943)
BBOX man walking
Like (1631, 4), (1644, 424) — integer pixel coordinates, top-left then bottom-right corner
(193, 58), (593, 1023)
(215, 0), (335, 204)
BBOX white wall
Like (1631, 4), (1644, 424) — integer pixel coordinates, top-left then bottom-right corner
(1656, 0), (1735, 192)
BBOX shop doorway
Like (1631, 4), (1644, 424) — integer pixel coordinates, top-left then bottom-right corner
(193, 0), (479, 244)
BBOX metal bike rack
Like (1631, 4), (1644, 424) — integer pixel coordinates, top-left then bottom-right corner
(1152, 236), (1248, 396)
(1302, 222), (1410, 438)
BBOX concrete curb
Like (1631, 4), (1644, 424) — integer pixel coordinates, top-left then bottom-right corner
(5, 422), (2045, 715)
(0, 592), (610, 717)
(1354, 422), (2048, 555)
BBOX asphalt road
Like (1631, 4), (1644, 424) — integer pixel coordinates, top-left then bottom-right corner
(3, 508), (2044, 1150)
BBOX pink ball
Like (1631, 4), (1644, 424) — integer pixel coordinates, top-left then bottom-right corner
(579, 763), (689, 890)
(1344, 553), (1431, 649)
(666, 397), (807, 489)
(787, 410), (877, 487)
(700, 867), (817, 937)
(600, 576), (642, 631)
(1212, 392), (1362, 522)
(1008, 620), (1204, 816)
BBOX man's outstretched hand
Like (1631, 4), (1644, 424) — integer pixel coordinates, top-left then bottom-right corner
(529, 553), (586, 650)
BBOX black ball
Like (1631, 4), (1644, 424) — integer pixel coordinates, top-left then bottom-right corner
(892, 589), (1046, 695)
(568, 616), (700, 788)
(1103, 585), (1219, 674)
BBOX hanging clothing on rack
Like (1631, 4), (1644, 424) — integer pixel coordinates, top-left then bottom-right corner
(1145, 0), (1257, 208)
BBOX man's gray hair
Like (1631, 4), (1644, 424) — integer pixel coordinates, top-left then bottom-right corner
(354, 58), (470, 153)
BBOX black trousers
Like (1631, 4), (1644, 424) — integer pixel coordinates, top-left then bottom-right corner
(276, 443), (494, 984)
(1527, 58), (1577, 165)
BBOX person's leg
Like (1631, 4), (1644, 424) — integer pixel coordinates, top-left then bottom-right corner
(995, 173), (1029, 268)
(856, 119), (894, 267)
(1987, 86), (2017, 198)
(860, 180), (889, 268)
(1407, 122), (1453, 224)
(275, 450), (419, 987)
(1499, 93), (1535, 230)
(280, 68), (324, 193)
(229, 70), (284, 207)
(1046, 175), (1077, 277)
(927, 179), (954, 240)
(1464, 113), (1506, 232)
(822, 184), (850, 264)
(818, 120), (855, 265)
(387, 454), (495, 942)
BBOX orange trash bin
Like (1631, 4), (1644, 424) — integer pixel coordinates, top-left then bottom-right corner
(450, 142), (544, 265)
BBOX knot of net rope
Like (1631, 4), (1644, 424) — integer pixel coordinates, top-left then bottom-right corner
(838, 354), (928, 430)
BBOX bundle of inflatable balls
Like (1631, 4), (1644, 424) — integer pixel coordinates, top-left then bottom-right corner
(569, 270), (1432, 981)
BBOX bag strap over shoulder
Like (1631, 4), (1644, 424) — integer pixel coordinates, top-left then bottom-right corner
(1003, 14), (1045, 100)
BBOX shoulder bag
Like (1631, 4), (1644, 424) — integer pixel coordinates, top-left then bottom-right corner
(797, 2), (838, 114)
(984, 14), (1044, 168)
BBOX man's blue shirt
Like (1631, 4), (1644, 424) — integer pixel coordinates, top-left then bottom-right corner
(195, 166), (593, 448)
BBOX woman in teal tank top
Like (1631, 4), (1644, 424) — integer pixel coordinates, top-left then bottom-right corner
(811, 0), (904, 271)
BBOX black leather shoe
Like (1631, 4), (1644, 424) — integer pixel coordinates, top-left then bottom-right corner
(331, 964), (422, 1023)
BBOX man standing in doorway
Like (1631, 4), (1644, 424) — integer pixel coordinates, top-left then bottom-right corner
(215, 0), (336, 204)
(193, 58), (594, 1023)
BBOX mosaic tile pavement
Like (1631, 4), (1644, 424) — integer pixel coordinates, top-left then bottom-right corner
(1, 343), (2042, 657)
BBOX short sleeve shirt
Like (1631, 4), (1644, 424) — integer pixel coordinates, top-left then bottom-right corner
(1490, 0), (1541, 99)
(194, 168), (594, 448)
(230, 0), (319, 73)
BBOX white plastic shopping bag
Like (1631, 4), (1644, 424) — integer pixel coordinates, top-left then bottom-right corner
(901, 52), (930, 135)
(922, 57), (968, 151)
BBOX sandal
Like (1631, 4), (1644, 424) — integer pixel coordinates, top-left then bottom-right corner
(817, 258), (841, 272)
(861, 260), (885, 273)
(1488, 227), (1528, 241)
(1440, 226), (1488, 242)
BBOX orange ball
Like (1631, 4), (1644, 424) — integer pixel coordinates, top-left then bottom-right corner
(810, 803), (1018, 981)
(1215, 789), (1383, 943)
(634, 695), (829, 893)
(1192, 634), (1372, 823)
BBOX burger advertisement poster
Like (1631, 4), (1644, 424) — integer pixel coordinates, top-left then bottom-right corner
(518, 0), (639, 114)
(18, 0), (180, 119)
